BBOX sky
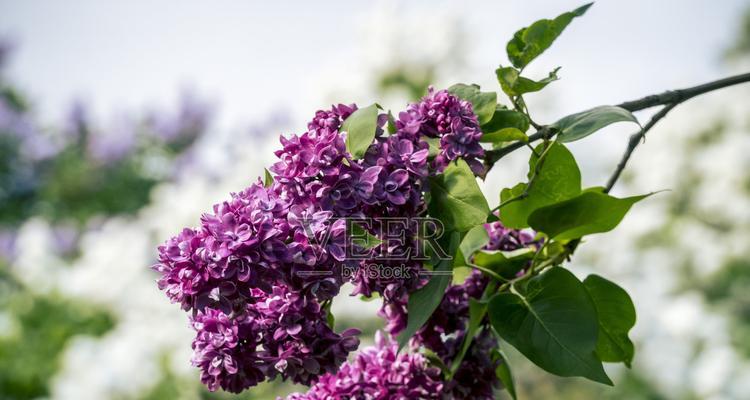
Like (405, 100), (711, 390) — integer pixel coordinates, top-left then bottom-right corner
(0, 0), (747, 131)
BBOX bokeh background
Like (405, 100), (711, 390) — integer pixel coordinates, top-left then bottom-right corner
(1, 1), (749, 399)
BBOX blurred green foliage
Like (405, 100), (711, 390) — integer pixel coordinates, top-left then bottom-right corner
(0, 263), (115, 400)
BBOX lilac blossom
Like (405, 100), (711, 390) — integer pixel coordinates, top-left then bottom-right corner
(154, 93), (491, 394)
(396, 87), (484, 175)
(282, 331), (443, 400)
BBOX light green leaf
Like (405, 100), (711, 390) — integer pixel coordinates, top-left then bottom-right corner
(342, 104), (379, 159)
(500, 142), (581, 229)
(454, 224), (490, 268)
(264, 168), (274, 187)
(488, 267), (612, 385)
(497, 66), (560, 96)
(554, 105), (639, 143)
(452, 266), (473, 285)
(506, 3), (593, 68)
(425, 136), (441, 158)
(481, 127), (529, 144)
(447, 84), (497, 125)
(528, 191), (651, 240)
(584, 274), (636, 367)
(428, 159), (490, 232)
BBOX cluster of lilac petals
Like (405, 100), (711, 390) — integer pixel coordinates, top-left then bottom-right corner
(396, 87), (484, 175)
(154, 92), (493, 394)
(189, 286), (361, 393)
(282, 331), (443, 400)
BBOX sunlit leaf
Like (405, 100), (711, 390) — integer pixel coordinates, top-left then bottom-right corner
(500, 142), (581, 229)
(342, 104), (379, 159)
(528, 191), (651, 240)
(506, 3), (593, 68)
(428, 159), (490, 232)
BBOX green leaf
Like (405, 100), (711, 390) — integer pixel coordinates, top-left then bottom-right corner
(454, 224), (490, 268)
(481, 128), (529, 144)
(488, 267), (612, 385)
(387, 111), (397, 134)
(342, 104), (379, 159)
(348, 222), (384, 250)
(421, 348), (451, 376)
(492, 349), (518, 400)
(481, 107), (530, 134)
(452, 266), (473, 285)
(584, 275), (636, 367)
(447, 84), (497, 125)
(323, 301), (335, 330)
(428, 159), (490, 232)
(506, 3), (593, 68)
(528, 191), (650, 240)
(425, 136), (441, 158)
(263, 168), (274, 187)
(473, 248), (536, 279)
(554, 105), (639, 143)
(500, 142), (581, 229)
(397, 232), (461, 349)
(497, 66), (560, 96)
(450, 298), (487, 374)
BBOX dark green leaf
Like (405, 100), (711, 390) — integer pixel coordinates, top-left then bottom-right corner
(584, 275), (636, 367)
(473, 248), (536, 278)
(428, 159), (490, 232)
(497, 66), (560, 96)
(387, 111), (397, 134)
(397, 232), (460, 349)
(450, 299), (487, 374)
(448, 84), (497, 125)
(342, 104), (379, 159)
(323, 301), (335, 330)
(492, 349), (518, 400)
(528, 191), (650, 240)
(488, 267), (612, 385)
(500, 142), (581, 229)
(454, 224), (490, 268)
(554, 105), (639, 143)
(263, 168), (274, 187)
(506, 3), (593, 68)
(421, 348), (451, 376)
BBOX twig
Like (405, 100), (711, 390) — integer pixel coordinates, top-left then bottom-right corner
(604, 103), (676, 193)
(616, 72), (750, 112)
(483, 72), (750, 171)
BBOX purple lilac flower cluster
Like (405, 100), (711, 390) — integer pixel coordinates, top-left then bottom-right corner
(154, 88), (486, 393)
(283, 331), (444, 400)
(154, 177), (361, 392)
(385, 221), (538, 399)
(396, 87), (484, 176)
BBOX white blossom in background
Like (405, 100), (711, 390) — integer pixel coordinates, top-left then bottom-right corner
(576, 64), (750, 399)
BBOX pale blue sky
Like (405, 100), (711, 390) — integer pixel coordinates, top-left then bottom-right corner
(0, 0), (746, 130)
